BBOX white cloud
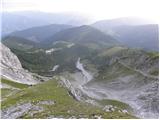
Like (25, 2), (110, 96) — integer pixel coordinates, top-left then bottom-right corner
(2, 0), (160, 22)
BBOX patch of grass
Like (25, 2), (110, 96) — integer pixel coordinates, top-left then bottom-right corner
(147, 51), (159, 59)
(1, 78), (29, 89)
(1, 79), (136, 119)
(99, 46), (127, 57)
(150, 70), (159, 76)
(1, 88), (12, 96)
(1, 88), (13, 98)
(1, 88), (20, 100)
(52, 41), (70, 48)
(99, 99), (131, 111)
(95, 62), (135, 82)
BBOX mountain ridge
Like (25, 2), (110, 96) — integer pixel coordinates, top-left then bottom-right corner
(8, 24), (73, 42)
(44, 25), (119, 48)
(92, 19), (159, 51)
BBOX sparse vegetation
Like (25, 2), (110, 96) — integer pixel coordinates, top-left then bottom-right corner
(1, 18), (158, 119)
(1, 79), (135, 118)
(150, 70), (159, 76)
(1, 78), (29, 89)
(147, 51), (159, 59)
(99, 99), (132, 111)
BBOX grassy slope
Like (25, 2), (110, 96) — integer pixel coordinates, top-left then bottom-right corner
(98, 46), (127, 57)
(98, 99), (132, 112)
(10, 44), (97, 76)
(1, 78), (29, 89)
(92, 46), (158, 76)
(1, 78), (29, 101)
(2, 36), (36, 51)
(1, 79), (135, 119)
(94, 62), (135, 83)
(147, 51), (159, 59)
(1, 88), (17, 99)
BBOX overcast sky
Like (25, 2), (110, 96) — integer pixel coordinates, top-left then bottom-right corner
(2, 0), (160, 22)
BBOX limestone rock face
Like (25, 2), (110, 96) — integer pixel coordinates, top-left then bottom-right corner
(0, 43), (38, 84)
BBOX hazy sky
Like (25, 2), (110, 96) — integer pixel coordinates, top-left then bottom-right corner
(2, 0), (160, 22)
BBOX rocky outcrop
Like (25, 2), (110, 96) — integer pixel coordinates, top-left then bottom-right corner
(60, 76), (83, 101)
(0, 43), (45, 85)
(61, 49), (159, 119)
(86, 55), (159, 119)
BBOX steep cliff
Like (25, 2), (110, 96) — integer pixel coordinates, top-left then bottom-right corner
(0, 43), (41, 85)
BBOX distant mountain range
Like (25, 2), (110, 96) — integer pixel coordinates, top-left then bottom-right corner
(2, 25), (119, 50)
(92, 18), (159, 51)
(2, 11), (92, 36)
(92, 17), (156, 28)
(2, 13), (158, 51)
(112, 24), (158, 51)
(9, 24), (73, 42)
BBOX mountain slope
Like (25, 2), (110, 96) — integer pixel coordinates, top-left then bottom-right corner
(92, 18), (159, 51)
(45, 25), (119, 48)
(86, 47), (159, 118)
(0, 44), (135, 119)
(92, 17), (156, 29)
(2, 36), (37, 51)
(112, 24), (159, 51)
(2, 11), (91, 36)
(1, 79), (135, 119)
(9, 24), (73, 42)
(60, 46), (158, 118)
(2, 39), (158, 118)
(0, 43), (40, 84)
(2, 13), (40, 36)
